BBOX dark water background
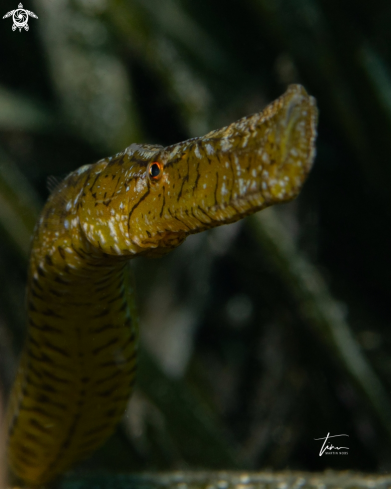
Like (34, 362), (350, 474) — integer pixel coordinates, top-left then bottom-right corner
(0, 0), (391, 475)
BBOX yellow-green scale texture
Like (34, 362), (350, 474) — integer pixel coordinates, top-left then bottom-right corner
(6, 85), (318, 486)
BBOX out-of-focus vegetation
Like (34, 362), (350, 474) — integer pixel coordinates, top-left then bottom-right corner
(0, 0), (391, 478)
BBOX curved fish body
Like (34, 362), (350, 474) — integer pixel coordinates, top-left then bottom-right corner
(6, 84), (317, 486)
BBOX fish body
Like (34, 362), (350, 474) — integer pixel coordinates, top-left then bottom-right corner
(6, 84), (318, 485)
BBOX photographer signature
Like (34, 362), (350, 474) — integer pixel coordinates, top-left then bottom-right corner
(314, 433), (349, 456)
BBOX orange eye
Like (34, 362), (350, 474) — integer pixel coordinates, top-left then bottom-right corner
(147, 161), (163, 181)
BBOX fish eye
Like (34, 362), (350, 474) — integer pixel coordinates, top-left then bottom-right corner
(147, 161), (163, 181)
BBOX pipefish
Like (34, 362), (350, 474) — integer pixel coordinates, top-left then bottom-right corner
(6, 84), (317, 486)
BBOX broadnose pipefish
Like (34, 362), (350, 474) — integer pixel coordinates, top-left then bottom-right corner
(6, 84), (317, 486)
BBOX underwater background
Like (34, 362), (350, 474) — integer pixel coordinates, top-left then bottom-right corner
(1, 0), (391, 476)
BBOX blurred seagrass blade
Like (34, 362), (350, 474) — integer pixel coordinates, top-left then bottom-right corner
(248, 208), (391, 441)
(58, 470), (391, 489)
(313, 1), (391, 197)
(0, 150), (41, 392)
(140, 224), (242, 379)
(0, 86), (53, 132)
(107, 0), (212, 137)
(136, 349), (242, 468)
(355, 42), (391, 191)
(250, 0), (391, 198)
(358, 44), (391, 130)
(33, 0), (142, 151)
(248, 0), (373, 181)
(129, 0), (229, 73)
(0, 149), (41, 261)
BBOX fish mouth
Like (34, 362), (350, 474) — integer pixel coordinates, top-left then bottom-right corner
(262, 85), (318, 203)
(280, 86), (318, 166)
